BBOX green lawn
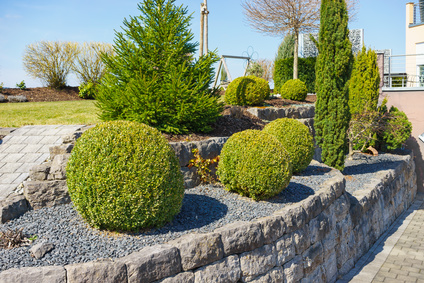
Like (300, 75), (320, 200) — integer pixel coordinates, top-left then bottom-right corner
(0, 100), (101, 127)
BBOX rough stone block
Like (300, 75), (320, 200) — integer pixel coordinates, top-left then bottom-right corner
(0, 266), (66, 283)
(29, 162), (51, 181)
(283, 255), (304, 283)
(321, 230), (337, 259)
(23, 180), (70, 209)
(274, 205), (307, 234)
(117, 245), (180, 283)
(332, 194), (350, 222)
(48, 154), (70, 180)
(302, 242), (324, 275)
(275, 233), (295, 266)
(301, 194), (323, 223)
(49, 144), (74, 160)
(308, 213), (330, 245)
(65, 259), (127, 283)
(249, 266), (284, 283)
(61, 131), (83, 144)
(30, 242), (54, 259)
(169, 232), (223, 271)
(255, 215), (286, 245)
(180, 167), (200, 189)
(323, 252), (337, 283)
(293, 225), (310, 255)
(0, 194), (29, 223)
(300, 266), (325, 283)
(215, 221), (264, 256)
(194, 255), (241, 283)
(318, 186), (336, 210)
(156, 272), (194, 283)
(239, 244), (277, 282)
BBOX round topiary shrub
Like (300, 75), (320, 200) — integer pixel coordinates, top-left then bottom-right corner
(225, 75), (270, 106)
(280, 79), (308, 101)
(217, 129), (292, 200)
(263, 118), (314, 173)
(66, 121), (184, 231)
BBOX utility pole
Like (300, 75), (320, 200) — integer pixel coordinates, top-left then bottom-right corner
(199, 0), (209, 57)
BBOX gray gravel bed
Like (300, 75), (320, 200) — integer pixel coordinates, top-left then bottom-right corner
(0, 152), (408, 271)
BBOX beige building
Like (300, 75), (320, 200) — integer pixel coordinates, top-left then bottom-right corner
(405, 2), (424, 87)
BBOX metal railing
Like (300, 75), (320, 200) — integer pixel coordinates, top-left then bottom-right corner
(383, 54), (424, 88)
(414, 2), (424, 25)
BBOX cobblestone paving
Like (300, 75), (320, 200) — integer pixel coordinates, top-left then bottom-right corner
(0, 125), (83, 201)
(340, 193), (424, 282)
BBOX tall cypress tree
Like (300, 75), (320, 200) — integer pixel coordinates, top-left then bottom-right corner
(315, 0), (353, 170)
(96, 0), (222, 134)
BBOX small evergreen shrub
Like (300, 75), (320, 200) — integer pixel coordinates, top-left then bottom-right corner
(381, 106), (412, 150)
(217, 130), (292, 201)
(225, 75), (270, 106)
(263, 118), (314, 173)
(16, 80), (26, 90)
(279, 79), (308, 101)
(66, 121), (184, 231)
(78, 82), (97, 99)
(274, 57), (316, 93)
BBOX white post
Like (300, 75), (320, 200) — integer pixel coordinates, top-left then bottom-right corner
(204, 0), (208, 55)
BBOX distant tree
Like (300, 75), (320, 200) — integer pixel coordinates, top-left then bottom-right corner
(241, 0), (357, 80)
(246, 59), (274, 82)
(23, 41), (79, 89)
(275, 33), (295, 61)
(220, 67), (228, 82)
(314, 0), (353, 170)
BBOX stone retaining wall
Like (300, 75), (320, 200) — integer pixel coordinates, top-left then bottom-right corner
(0, 150), (417, 282)
(247, 104), (315, 121)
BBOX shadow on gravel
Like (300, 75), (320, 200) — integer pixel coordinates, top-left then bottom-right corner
(343, 160), (402, 176)
(298, 165), (332, 177)
(154, 194), (228, 233)
(268, 182), (315, 204)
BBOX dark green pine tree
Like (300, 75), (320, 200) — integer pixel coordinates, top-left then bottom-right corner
(315, 0), (353, 170)
(96, 0), (223, 134)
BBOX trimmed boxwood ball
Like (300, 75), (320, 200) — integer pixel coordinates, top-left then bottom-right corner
(225, 75), (270, 106)
(66, 121), (184, 231)
(263, 118), (314, 173)
(217, 130), (292, 201)
(280, 79), (308, 101)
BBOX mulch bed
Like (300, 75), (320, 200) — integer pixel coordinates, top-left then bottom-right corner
(1, 87), (316, 142)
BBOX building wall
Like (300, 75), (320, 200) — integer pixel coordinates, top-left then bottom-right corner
(406, 2), (424, 85)
(382, 90), (424, 192)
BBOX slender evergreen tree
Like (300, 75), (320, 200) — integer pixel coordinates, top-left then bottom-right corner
(349, 46), (380, 115)
(96, 0), (222, 134)
(314, 0), (353, 170)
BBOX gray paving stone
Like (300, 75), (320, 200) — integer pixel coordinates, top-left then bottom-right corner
(19, 153), (44, 163)
(16, 163), (38, 173)
(12, 173), (29, 185)
(39, 136), (61, 145)
(0, 144), (10, 153)
(35, 153), (50, 163)
(1, 153), (25, 163)
(0, 173), (21, 184)
(5, 136), (29, 144)
(0, 163), (23, 173)
(2, 144), (26, 153)
(23, 136), (44, 144)
(20, 144), (43, 153)
(38, 145), (53, 153)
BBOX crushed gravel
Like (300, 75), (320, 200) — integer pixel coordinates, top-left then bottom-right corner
(0, 151), (410, 271)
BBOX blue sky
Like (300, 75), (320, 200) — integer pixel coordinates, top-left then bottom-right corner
(0, 0), (410, 88)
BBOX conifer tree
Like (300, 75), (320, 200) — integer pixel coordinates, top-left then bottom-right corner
(275, 34), (295, 61)
(349, 46), (380, 115)
(96, 0), (222, 134)
(314, 0), (353, 170)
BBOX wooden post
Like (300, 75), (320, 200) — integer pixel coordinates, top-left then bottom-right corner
(204, 0), (208, 55)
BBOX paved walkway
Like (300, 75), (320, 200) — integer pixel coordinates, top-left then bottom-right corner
(0, 125), (83, 201)
(340, 193), (424, 282)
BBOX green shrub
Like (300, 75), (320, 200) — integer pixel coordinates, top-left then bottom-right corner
(78, 82), (97, 99)
(16, 80), (26, 90)
(225, 75), (270, 106)
(274, 57), (316, 93)
(381, 106), (412, 150)
(349, 46), (380, 115)
(0, 82), (3, 93)
(217, 130), (292, 201)
(66, 121), (184, 231)
(96, 0), (222, 134)
(263, 118), (314, 173)
(279, 79), (308, 101)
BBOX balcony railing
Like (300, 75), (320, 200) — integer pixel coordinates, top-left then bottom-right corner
(413, 2), (424, 25)
(383, 54), (424, 88)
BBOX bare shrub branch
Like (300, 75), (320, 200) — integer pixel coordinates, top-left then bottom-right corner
(23, 41), (79, 89)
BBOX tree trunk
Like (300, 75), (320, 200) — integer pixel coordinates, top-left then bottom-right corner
(293, 31), (299, 80)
